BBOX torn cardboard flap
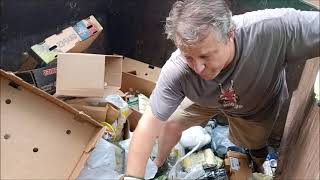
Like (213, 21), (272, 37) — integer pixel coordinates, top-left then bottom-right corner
(56, 53), (123, 97)
(70, 104), (108, 123)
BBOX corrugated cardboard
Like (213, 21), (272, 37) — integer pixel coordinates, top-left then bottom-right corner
(56, 53), (122, 97)
(15, 63), (57, 95)
(121, 71), (156, 97)
(121, 72), (157, 131)
(70, 104), (108, 123)
(224, 151), (252, 180)
(19, 15), (103, 71)
(120, 57), (162, 131)
(0, 69), (105, 180)
(122, 56), (161, 82)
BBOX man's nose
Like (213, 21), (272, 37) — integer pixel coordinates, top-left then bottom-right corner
(194, 62), (205, 74)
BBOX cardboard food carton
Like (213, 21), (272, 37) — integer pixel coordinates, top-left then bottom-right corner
(15, 63), (57, 95)
(120, 71), (157, 131)
(0, 69), (105, 179)
(122, 56), (161, 82)
(56, 53), (122, 97)
(19, 15), (103, 71)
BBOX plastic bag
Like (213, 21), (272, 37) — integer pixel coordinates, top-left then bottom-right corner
(210, 125), (236, 158)
(180, 126), (211, 150)
(168, 137), (202, 179)
(77, 138), (157, 180)
(118, 138), (158, 179)
(168, 142), (186, 167)
(77, 138), (124, 180)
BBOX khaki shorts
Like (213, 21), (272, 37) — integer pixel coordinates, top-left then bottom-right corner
(169, 98), (277, 150)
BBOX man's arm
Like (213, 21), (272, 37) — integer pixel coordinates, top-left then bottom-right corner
(126, 108), (165, 178)
(284, 10), (320, 62)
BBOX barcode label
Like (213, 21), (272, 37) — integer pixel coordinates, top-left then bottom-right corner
(230, 157), (240, 171)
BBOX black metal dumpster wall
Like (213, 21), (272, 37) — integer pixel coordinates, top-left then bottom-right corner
(0, 0), (145, 71)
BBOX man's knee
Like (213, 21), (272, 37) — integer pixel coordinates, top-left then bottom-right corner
(162, 121), (185, 136)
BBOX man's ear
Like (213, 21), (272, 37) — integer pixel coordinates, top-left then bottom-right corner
(227, 30), (235, 41)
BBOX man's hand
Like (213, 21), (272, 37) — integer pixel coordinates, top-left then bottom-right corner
(126, 108), (164, 178)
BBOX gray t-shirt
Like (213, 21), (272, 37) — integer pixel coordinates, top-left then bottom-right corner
(150, 8), (320, 121)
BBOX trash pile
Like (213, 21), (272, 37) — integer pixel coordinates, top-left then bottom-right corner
(2, 14), (278, 180)
(152, 119), (278, 180)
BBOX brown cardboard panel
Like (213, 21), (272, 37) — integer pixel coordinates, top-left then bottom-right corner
(0, 69), (104, 179)
(70, 31), (100, 53)
(56, 53), (123, 97)
(56, 53), (106, 97)
(106, 104), (120, 124)
(120, 72), (156, 131)
(30, 15), (103, 65)
(120, 72), (156, 97)
(48, 27), (82, 52)
(70, 104), (108, 123)
(127, 109), (143, 132)
(105, 55), (123, 88)
(122, 57), (161, 82)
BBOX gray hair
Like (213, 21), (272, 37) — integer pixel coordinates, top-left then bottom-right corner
(165, 0), (235, 46)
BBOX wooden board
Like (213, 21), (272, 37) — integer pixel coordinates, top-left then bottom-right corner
(301, 0), (320, 9)
(275, 57), (319, 179)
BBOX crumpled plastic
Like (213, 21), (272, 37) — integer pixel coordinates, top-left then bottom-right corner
(210, 125), (236, 158)
(77, 138), (157, 180)
(180, 126), (211, 150)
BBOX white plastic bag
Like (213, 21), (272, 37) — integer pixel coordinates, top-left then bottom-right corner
(180, 126), (211, 149)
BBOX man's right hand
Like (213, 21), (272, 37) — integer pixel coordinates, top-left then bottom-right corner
(126, 107), (164, 178)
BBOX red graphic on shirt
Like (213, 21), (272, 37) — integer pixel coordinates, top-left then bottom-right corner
(218, 80), (243, 109)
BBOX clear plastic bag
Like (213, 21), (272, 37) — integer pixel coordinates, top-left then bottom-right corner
(77, 138), (157, 180)
(118, 139), (158, 179)
(210, 125), (236, 158)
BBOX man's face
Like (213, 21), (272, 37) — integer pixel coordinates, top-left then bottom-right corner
(178, 30), (235, 80)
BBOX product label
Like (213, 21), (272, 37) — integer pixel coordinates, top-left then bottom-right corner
(230, 157), (240, 171)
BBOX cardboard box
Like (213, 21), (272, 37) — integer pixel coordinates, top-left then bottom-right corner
(120, 71), (157, 131)
(56, 53), (122, 97)
(69, 103), (120, 125)
(122, 57), (161, 82)
(15, 63), (57, 95)
(0, 69), (105, 179)
(19, 15), (103, 70)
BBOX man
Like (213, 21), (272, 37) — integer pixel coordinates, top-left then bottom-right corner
(125, 0), (320, 178)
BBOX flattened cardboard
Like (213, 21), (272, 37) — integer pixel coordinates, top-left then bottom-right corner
(122, 57), (161, 82)
(56, 53), (122, 97)
(0, 69), (104, 180)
